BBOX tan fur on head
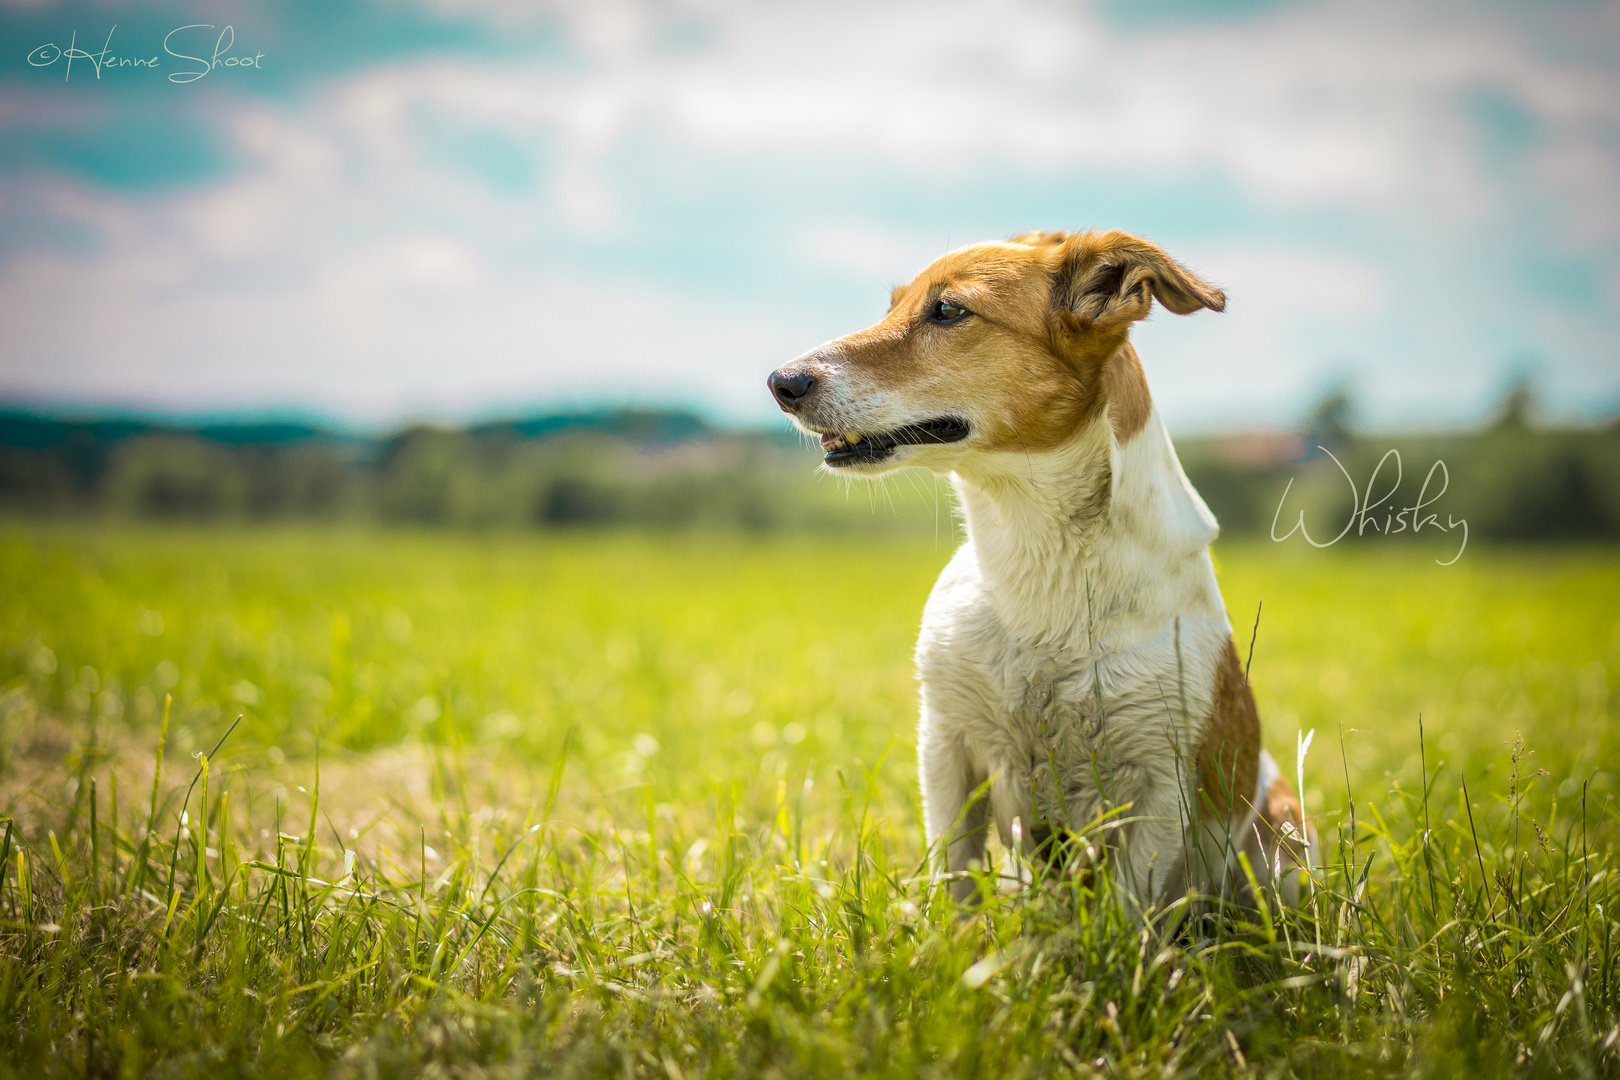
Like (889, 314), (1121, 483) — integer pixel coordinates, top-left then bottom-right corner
(772, 229), (1224, 468)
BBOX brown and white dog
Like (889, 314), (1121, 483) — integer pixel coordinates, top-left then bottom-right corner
(768, 230), (1309, 911)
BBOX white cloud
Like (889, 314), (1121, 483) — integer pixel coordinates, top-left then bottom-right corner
(265, 0), (1620, 221)
(510, 0), (1619, 213)
(792, 222), (952, 284)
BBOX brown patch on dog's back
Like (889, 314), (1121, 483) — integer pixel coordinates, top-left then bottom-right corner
(1240, 771), (1309, 882)
(1196, 638), (1260, 821)
(1258, 774), (1308, 862)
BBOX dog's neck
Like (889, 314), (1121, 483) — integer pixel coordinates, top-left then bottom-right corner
(950, 406), (1223, 653)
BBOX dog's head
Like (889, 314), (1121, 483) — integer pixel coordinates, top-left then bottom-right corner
(767, 230), (1223, 475)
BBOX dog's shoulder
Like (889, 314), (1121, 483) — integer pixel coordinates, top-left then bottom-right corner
(918, 542), (1020, 664)
(919, 542), (984, 624)
(915, 542), (1016, 719)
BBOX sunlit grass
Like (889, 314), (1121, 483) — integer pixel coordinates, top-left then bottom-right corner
(0, 525), (1616, 1077)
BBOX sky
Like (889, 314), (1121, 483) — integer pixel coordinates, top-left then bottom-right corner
(1, 0), (1617, 433)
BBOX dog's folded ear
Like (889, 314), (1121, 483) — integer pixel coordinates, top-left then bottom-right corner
(1052, 232), (1225, 332)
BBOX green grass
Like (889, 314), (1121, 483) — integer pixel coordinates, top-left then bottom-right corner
(1, 524), (1617, 1078)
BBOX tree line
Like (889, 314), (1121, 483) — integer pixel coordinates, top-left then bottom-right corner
(1, 402), (1615, 541)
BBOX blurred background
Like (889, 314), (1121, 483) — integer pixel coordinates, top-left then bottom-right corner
(1, 0), (1617, 538)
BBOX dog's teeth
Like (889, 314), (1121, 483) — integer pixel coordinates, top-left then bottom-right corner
(844, 432), (861, 445)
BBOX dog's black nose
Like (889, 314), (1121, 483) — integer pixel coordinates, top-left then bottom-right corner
(768, 369), (816, 411)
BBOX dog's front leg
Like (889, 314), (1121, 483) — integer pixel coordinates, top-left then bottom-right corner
(919, 726), (988, 905)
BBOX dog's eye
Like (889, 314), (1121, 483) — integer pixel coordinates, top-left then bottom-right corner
(930, 299), (969, 323)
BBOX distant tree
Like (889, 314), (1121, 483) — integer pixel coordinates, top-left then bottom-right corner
(1492, 374), (1537, 431)
(1304, 382), (1356, 450)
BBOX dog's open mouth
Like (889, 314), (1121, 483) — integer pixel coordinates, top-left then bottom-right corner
(818, 417), (970, 466)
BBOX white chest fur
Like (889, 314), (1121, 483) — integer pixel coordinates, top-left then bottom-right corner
(914, 407), (1237, 904)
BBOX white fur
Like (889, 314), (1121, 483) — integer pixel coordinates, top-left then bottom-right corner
(911, 404), (1279, 908)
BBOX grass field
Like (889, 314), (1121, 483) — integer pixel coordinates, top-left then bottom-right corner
(1, 524), (1617, 1077)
